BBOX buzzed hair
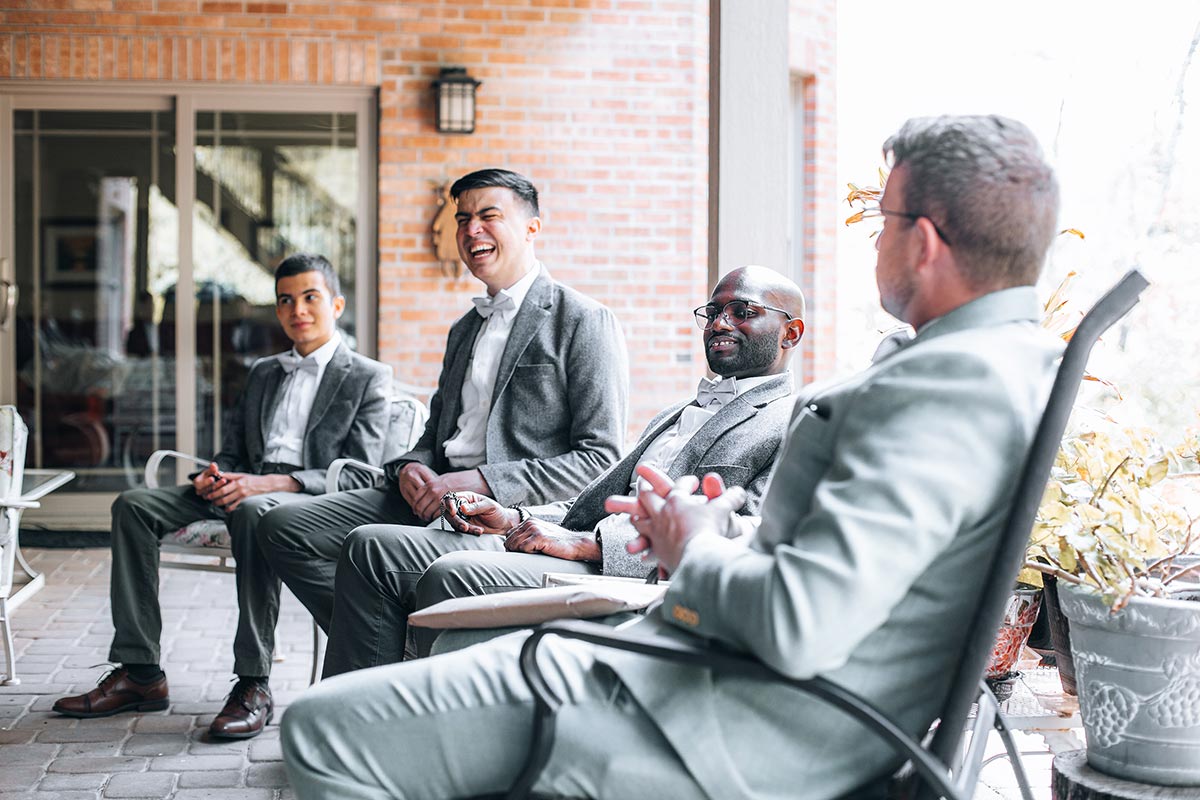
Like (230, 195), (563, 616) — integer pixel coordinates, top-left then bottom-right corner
(884, 115), (1059, 290)
(450, 168), (540, 218)
(275, 253), (341, 297)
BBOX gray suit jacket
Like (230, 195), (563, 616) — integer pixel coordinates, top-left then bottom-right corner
(527, 372), (795, 576)
(385, 265), (629, 506)
(215, 342), (392, 494)
(596, 288), (1062, 799)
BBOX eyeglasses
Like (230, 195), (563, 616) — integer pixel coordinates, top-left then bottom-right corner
(862, 207), (953, 246)
(693, 299), (794, 331)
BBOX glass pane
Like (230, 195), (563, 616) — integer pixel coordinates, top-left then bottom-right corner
(192, 110), (359, 457)
(13, 109), (179, 491)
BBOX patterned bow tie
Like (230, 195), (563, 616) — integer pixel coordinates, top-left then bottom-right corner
(472, 293), (516, 319)
(278, 353), (320, 375)
(697, 376), (737, 408)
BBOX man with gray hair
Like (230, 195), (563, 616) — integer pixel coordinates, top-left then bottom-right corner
(280, 116), (1064, 799)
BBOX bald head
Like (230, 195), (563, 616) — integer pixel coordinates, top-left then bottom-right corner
(701, 266), (806, 379)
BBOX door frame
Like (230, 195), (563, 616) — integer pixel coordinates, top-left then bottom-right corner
(0, 81), (378, 528)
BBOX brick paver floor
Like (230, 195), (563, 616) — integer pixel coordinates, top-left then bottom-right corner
(2, 546), (1076, 800)
(1, 546), (314, 799)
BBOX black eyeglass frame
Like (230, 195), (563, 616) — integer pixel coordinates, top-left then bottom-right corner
(692, 299), (796, 331)
(865, 207), (953, 246)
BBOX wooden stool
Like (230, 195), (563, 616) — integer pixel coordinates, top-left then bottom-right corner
(1053, 750), (1200, 800)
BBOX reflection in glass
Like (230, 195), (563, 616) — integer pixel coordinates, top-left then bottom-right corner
(192, 111), (359, 457)
(13, 110), (179, 490)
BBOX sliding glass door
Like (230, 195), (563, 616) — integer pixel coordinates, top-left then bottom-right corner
(0, 85), (377, 528)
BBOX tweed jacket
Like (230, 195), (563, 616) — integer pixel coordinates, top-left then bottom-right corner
(214, 342), (392, 494)
(384, 265), (629, 506)
(597, 288), (1063, 799)
(527, 372), (795, 576)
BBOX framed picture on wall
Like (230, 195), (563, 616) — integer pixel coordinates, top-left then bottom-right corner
(43, 219), (100, 285)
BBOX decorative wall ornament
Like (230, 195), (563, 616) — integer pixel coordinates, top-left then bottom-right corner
(431, 183), (463, 278)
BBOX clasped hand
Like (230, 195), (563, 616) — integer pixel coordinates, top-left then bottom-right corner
(604, 464), (747, 575)
(192, 463), (293, 512)
(440, 492), (600, 562)
(398, 463), (489, 522)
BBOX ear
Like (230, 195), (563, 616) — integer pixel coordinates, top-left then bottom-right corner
(780, 318), (805, 350)
(525, 215), (542, 242)
(331, 294), (346, 320)
(913, 216), (946, 273)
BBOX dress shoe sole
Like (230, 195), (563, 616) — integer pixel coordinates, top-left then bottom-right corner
(208, 709), (273, 740)
(53, 698), (169, 719)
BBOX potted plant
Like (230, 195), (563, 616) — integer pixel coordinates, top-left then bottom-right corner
(1023, 415), (1200, 786)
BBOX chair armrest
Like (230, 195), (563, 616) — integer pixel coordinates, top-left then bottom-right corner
(508, 620), (963, 800)
(324, 458), (386, 494)
(145, 450), (211, 489)
(19, 469), (76, 502)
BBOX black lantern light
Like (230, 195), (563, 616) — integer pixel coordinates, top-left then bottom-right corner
(433, 67), (481, 134)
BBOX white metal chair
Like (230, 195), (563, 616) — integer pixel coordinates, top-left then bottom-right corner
(0, 405), (75, 685)
(146, 389), (430, 683)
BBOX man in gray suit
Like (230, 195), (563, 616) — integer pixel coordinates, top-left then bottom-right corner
(320, 265), (804, 674)
(55, 254), (392, 741)
(281, 115), (1065, 800)
(257, 169), (629, 646)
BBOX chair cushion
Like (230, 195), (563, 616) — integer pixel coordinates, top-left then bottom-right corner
(168, 519), (231, 548)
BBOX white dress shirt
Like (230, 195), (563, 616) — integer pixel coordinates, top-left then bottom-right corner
(442, 263), (541, 469)
(263, 333), (342, 467)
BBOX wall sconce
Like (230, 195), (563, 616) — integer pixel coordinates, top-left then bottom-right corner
(434, 67), (481, 134)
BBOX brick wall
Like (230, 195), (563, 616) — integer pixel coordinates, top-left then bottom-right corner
(1, 0), (835, 441)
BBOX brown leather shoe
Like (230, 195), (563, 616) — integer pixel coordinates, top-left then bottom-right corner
(208, 678), (273, 740)
(53, 668), (169, 718)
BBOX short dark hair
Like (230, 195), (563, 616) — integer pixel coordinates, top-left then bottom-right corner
(884, 115), (1059, 290)
(274, 253), (341, 297)
(450, 168), (540, 217)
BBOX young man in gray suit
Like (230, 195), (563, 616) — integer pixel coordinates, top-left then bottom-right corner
(281, 115), (1066, 800)
(256, 169), (629, 659)
(320, 265), (805, 674)
(54, 254), (392, 741)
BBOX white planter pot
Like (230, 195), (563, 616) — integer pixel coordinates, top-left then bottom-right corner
(1059, 582), (1200, 786)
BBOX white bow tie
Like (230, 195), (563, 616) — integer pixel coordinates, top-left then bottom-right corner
(697, 376), (737, 408)
(472, 293), (516, 319)
(279, 353), (320, 375)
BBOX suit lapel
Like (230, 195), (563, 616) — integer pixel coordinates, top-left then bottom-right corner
(562, 400), (690, 529)
(438, 313), (484, 446)
(304, 344), (351, 443)
(668, 373), (793, 479)
(489, 268), (552, 410)
(257, 358), (286, 453)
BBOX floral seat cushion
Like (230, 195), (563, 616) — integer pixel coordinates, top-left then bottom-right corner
(168, 519), (231, 549)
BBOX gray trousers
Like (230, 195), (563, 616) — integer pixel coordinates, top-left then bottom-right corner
(281, 631), (705, 800)
(321, 527), (596, 676)
(254, 486), (419, 634)
(108, 484), (308, 677)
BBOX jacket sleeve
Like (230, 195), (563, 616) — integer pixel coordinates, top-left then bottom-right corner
(291, 361), (393, 494)
(212, 363), (260, 473)
(478, 305), (630, 505)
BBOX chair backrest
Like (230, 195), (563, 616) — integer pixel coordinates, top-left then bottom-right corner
(0, 407), (28, 547)
(382, 391), (430, 464)
(924, 269), (1149, 786)
(0, 406), (28, 501)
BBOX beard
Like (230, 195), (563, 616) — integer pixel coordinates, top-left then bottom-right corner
(705, 332), (779, 377)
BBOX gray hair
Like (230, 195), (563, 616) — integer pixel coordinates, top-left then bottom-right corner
(883, 115), (1059, 289)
